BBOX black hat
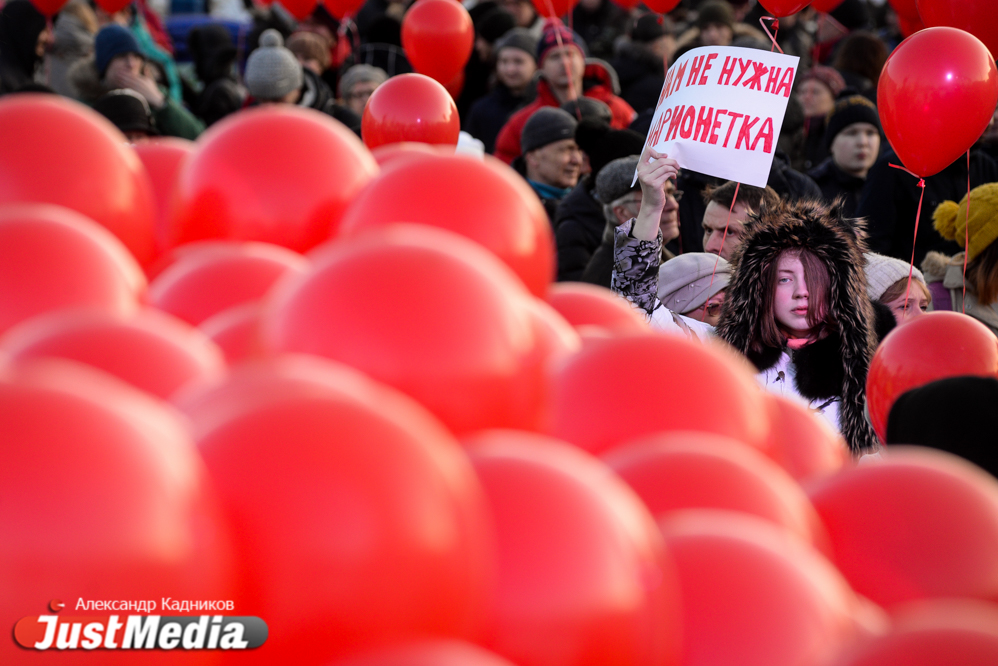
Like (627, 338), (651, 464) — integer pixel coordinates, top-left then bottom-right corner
(93, 89), (156, 136)
(478, 8), (516, 44)
(575, 118), (645, 177)
(887, 375), (998, 478)
(521, 107), (578, 154)
(632, 13), (673, 43)
(495, 27), (538, 61)
(560, 97), (612, 126)
(696, 1), (735, 31)
(824, 93), (881, 150)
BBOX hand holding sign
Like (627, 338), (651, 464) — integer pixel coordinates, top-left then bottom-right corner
(630, 147), (680, 242)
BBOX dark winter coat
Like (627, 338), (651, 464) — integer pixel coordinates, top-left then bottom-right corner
(715, 199), (880, 453)
(0, 0), (46, 95)
(554, 177), (605, 282)
(808, 157), (866, 218)
(465, 81), (535, 155)
(856, 148), (998, 266)
(609, 42), (665, 116)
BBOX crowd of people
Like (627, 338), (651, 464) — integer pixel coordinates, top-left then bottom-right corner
(1, 0), (997, 466)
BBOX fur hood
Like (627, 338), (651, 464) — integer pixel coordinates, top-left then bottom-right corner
(715, 198), (880, 453)
(67, 55), (108, 103)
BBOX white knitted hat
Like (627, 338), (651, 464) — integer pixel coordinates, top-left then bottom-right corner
(245, 29), (303, 102)
(864, 252), (926, 302)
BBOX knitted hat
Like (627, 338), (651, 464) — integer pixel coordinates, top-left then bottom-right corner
(824, 94), (881, 150)
(799, 65), (846, 98)
(537, 20), (586, 65)
(575, 119), (645, 176)
(864, 252), (925, 302)
(495, 27), (537, 61)
(93, 88), (156, 136)
(477, 8), (516, 43)
(520, 107), (578, 154)
(287, 31), (331, 71)
(245, 29), (303, 102)
(95, 24), (143, 77)
(338, 63), (388, 100)
(696, 1), (735, 31)
(632, 13), (672, 43)
(657, 253), (731, 314)
(560, 97), (611, 125)
(595, 155), (640, 204)
(934, 182), (998, 263)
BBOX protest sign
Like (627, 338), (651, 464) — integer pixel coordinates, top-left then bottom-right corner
(639, 46), (800, 188)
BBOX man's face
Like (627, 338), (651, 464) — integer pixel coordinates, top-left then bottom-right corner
(496, 48), (536, 93)
(700, 23), (733, 47)
(344, 80), (380, 115)
(541, 45), (585, 91)
(702, 200), (750, 260)
(659, 180), (681, 242)
(104, 52), (143, 83)
(499, 0), (537, 27)
(525, 138), (582, 189)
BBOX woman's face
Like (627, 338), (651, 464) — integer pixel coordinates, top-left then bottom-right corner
(798, 79), (835, 118)
(883, 283), (930, 325)
(774, 254), (813, 338)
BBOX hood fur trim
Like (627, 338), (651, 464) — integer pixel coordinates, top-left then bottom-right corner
(716, 198), (879, 453)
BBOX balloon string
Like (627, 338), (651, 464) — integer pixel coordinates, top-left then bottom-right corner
(700, 182), (740, 322)
(963, 150), (970, 314)
(760, 17), (783, 54)
(889, 162), (926, 314)
(542, 10), (580, 106)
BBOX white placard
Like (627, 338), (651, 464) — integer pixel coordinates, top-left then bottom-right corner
(639, 46), (799, 188)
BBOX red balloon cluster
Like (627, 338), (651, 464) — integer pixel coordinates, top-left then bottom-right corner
(402, 0), (474, 85)
(132, 138), (195, 256)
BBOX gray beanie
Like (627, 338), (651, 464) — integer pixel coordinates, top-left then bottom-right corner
(657, 253), (730, 314)
(521, 107), (577, 154)
(245, 29), (303, 102)
(595, 155), (640, 204)
(495, 27), (537, 61)
(865, 252), (925, 302)
(337, 63), (388, 100)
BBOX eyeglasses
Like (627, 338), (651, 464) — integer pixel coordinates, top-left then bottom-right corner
(703, 302), (722, 317)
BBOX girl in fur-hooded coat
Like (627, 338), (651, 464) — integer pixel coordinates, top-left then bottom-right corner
(715, 198), (880, 454)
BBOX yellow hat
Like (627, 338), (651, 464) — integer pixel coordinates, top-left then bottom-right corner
(933, 182), (998, 262)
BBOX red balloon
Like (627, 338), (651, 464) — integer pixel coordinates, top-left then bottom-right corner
(333, 640), (520, 666)
(276, 0), (318, 20)
(757, 0), (812, 17)
(808, 447), (998, 609)
(261, 225), (546, 435)
(402, 0), (474, 85)
(658, 511), (866, 666)
(148, 241), (308, 325)
(878, 27), (998, 177)
(132, 138), (195, 257)
(175, 356), (495, 664)
(0, 94), (157, 265)
(464, 430), (681, 666)
(0, 359), (235, 666)
(811, 0), (844, 12)
(362, 73), (461, 149)
(837, 600), (998, 666)
(888, 0), (920, 22)
(917, 0), (998, 61)
(611, 0), (640, 10)
(546, 334), (772, 455)
(444, 69), (466, 100)
(169, 105), (378, 253)
(545, 282), (650, 335)
(766, 394), (848, 482)
(642, 0), (680, 12)
(531, 0), (578, 18)
(866, 311), (998, 441)
(0, 204), (145, 335)
(603, 431), (827, 549)
(199, 303), (264, 365)
(324, 0), (365, 19)
(1, 309), (225, 400)
(338, 154), (554, 297)
(521, 296), (582, 364)
(30, 0), (68, 17)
